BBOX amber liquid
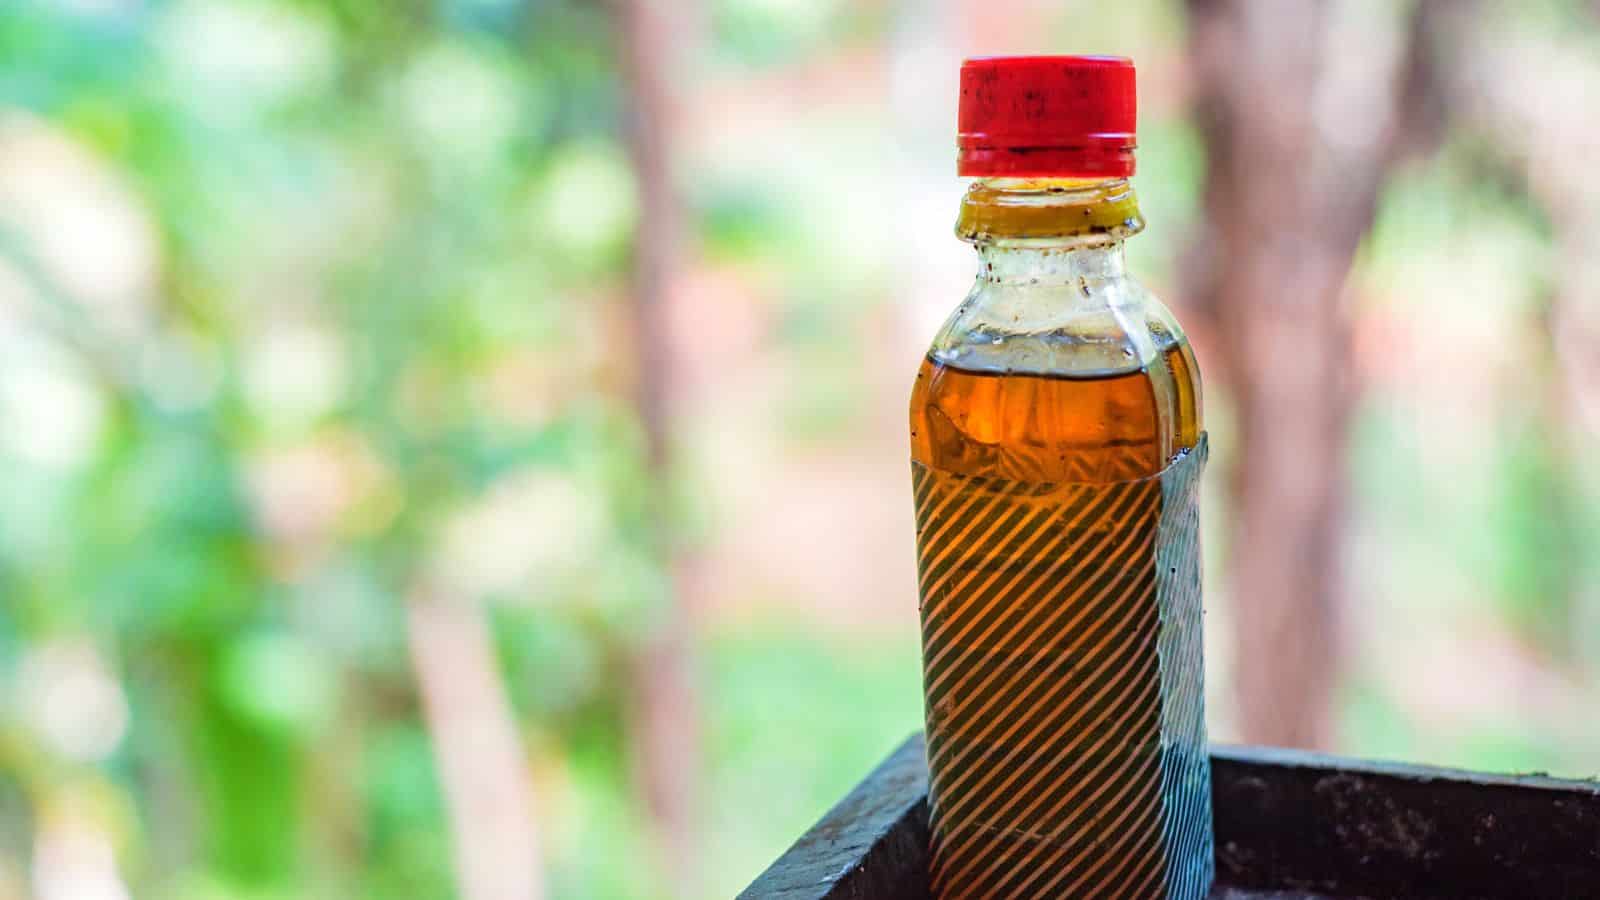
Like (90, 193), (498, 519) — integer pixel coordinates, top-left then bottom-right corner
(911, 341), (1202, 899)
(910, 341), (1201, 483)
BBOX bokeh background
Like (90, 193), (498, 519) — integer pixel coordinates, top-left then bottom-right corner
(3, 0), (1600, 897)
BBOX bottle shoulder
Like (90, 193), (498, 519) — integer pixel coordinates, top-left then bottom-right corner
(911, 270), (1204, 478)
(928, 270), (1188, 377)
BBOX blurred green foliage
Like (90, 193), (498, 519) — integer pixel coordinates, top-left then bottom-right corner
(1, 0), (634, 895)
(0, 0), (930, 896)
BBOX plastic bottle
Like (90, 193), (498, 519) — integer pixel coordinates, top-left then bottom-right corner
(910, 55), (1212, 900)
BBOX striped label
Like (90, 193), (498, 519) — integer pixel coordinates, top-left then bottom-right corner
(914, 436), (1212, 900)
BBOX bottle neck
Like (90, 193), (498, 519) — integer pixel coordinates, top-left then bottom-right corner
(956, 176), (1144, 246)
(978, 242), (1127, 286)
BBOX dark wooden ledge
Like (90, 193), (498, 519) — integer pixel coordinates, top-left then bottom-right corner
(738, 733), (1600, 899)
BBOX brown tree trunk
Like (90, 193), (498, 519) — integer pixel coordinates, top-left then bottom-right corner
(617, 0), (701, 895)
(408, 589), (546, 900)
(1183, 0), (1455, 747)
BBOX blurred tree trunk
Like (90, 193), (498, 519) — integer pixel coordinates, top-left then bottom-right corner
(618, 0), (702, 895)
(1182, 0), (1454, 747)
(408, 589), (546, 900)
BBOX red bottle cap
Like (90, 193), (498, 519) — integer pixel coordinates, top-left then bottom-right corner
(957, 55), (1137, 178)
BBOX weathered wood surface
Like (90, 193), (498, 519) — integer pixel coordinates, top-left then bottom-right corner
(1211, 744), (1600, 898)
(739, 733), (1600, 900)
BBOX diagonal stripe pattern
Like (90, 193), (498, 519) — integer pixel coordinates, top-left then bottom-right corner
(913, 436), (1211, 900)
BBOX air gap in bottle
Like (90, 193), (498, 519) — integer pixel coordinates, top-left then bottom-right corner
(910, 56), (1212, 900)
